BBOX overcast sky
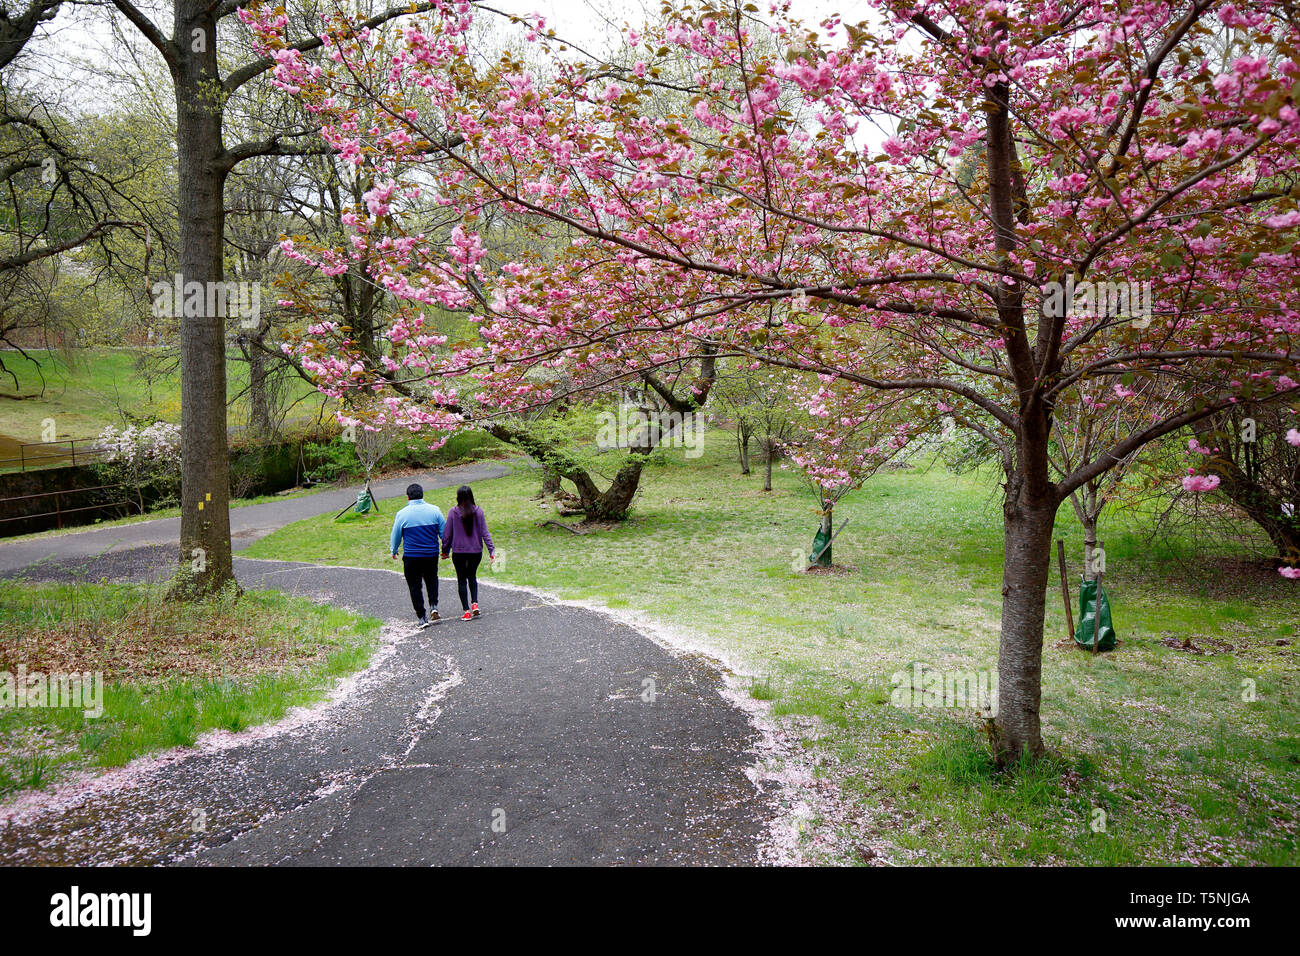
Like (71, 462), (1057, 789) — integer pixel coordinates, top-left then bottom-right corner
(497, 0), (881, 47)
(23, 0), (886, 120)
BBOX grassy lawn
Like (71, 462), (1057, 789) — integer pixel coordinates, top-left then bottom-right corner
(0, 581), (380, 798)
(242, 429), (1300, 866)
(0, 347), (329, 443)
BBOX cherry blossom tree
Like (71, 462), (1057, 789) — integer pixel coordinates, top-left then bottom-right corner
(1186, 399), (1300, 568)
(784, 379), (934, 566)
(247, 0), (1300, 761)
(1049, 376), (1186, 581)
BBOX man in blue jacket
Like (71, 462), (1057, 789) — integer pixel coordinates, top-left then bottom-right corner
(390, 483), (446, 626)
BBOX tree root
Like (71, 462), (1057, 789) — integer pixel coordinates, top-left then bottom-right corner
(541, 520), (586, 534)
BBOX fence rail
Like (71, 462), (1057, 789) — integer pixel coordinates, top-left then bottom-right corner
(0, 481), (133, 529)
(0, 437), (105, 473)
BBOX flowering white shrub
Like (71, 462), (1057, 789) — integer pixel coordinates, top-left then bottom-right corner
(97, 422), (182, 465)
(96, 421), (183, 514)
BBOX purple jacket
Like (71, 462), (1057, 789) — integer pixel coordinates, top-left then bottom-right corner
(442, 505), (495, 555)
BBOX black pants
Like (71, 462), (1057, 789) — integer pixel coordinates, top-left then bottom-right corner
(452, 551), (482, 610)
(402, 555), (439, 618)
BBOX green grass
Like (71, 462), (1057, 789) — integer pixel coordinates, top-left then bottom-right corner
(0, 347), (329, 443)
(243, 429), (1300, 865)
(0, 581), (380, 798)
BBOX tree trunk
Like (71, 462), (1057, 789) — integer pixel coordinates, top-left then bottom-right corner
(1200, 433), (1300, 559)
(484, 352), (717, 523)
(1067, 485), (1101, 582)
(342, 172), (382, 367)
(582, 457), (645, 521)
(487, 422), (644, 521)
(538, 467), (561, 498)
(738, 425), (751, 475)
(171, 4), (234, 595)
(1081, 512), (1099, 583)
(995, 487), (1057, 763)
(247, 336), (272, 438)
(816, 501), (833, 566)
(763, 437), (774, 492)
(983, 57), (1052, 762)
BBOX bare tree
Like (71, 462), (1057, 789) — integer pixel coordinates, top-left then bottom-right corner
(93, 0), (445, 593)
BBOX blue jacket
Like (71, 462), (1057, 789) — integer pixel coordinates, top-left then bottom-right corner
(390, 500), (446, 557)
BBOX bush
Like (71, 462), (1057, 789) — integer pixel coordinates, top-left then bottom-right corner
(301, 438), (360, 484)
(380, 428), (506, 469)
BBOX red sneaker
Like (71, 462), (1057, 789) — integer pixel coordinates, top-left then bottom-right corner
(471, 603), (480, 618)
(461, 610), (473, 621)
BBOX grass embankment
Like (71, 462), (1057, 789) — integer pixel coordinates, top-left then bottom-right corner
(244, 430), (1300, 866)
(0, 581), (380, 798)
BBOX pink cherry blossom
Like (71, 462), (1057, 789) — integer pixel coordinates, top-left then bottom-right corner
(1182, 474), (1222, 493)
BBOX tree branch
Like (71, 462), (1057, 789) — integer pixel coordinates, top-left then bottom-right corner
(107, 0), (177, 68)
(223, 1), (436, 93)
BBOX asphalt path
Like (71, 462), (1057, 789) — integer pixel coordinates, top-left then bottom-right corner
(0, 466), (772, 865)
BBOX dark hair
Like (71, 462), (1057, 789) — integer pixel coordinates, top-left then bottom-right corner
(457, 485), (476, 533)
(406, 483), (423, 499)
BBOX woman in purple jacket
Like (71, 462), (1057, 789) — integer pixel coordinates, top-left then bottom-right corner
(441, 485), (495, 620)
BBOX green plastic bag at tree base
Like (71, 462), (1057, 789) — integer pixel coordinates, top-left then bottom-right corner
(1073, 578), (1117, 651)
(809, 526), (832, 567)
(354, 489), (373, 514)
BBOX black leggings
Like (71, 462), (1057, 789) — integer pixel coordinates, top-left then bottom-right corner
(402, 555), (439, 617)
(451, 551), (482, 610)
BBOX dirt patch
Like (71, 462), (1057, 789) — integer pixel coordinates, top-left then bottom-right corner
(803, 563), (858, 576)
(1159, 635), (1237, 655)
(0, 573), (340, 682)
(0, 621), (330, 682)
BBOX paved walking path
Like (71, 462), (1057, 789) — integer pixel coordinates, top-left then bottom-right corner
(0, 461), (512, 575)
(0, 467), (772, 865)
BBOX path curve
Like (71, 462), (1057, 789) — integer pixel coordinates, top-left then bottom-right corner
(0, 466), (773, 865)
(0, 460), (512, 575)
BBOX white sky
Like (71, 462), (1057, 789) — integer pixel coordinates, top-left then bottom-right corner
(15, 0), (891, 159)
(24, 0), (884, 106)
(502, 0), (881, 45)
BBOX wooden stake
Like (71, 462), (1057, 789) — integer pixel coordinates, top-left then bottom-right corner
(333, 481), (379, 520)
(1093, 539), (1104, 654)
(1057, 539), (1075, 640)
